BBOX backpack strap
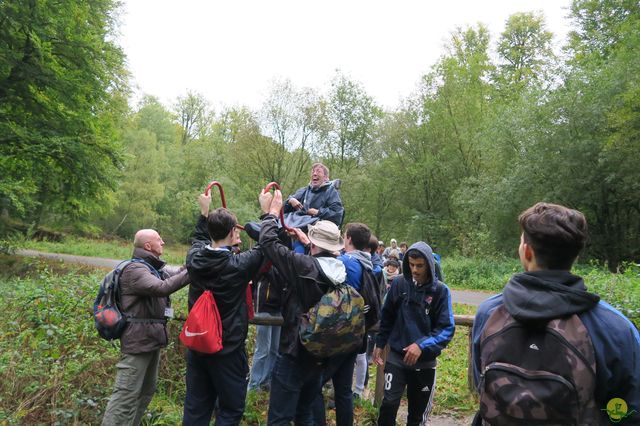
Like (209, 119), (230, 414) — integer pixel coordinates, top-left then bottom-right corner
(119, 258), (168, 322)
(130, 258), (162, 278)
(127, 318), (167, 324)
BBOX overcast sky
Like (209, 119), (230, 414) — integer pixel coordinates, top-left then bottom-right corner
(118, 0), (573, 111)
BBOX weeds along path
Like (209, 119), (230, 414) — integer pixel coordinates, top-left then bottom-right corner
(16, 249), (496, 306)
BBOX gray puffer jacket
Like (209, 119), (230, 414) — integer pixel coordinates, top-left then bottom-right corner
(119, 247), (190, 354)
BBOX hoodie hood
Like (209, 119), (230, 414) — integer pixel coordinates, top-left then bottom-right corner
(316, 256), (347, 285)
(309, 180), (331, 192)
(503, 270), (600, 322)
(402, 242), (437, 290)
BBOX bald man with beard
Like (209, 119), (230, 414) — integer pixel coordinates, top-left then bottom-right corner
(102, 229), (190, 426)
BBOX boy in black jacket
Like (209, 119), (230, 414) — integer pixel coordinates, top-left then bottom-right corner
(372, 242), (454, 426)
(183, 192), (263, 425)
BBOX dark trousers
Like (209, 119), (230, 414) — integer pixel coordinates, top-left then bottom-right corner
(182, 349), (248, 426)
(377, 363), (436, 426)
(267, 353), (324, 425)
(312, 351), (358, 426)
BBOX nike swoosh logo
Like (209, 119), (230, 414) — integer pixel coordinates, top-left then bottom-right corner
(184, 327), (208, 337)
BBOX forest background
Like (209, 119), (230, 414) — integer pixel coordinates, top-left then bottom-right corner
(1, 1), (639, 424)
(1, 0), (639, 269)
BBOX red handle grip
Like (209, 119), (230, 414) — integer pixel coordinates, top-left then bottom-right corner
(205, 181), (227, 208)
(263, 182), (292, 232)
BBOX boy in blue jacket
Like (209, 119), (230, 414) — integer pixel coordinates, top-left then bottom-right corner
(471, 202), (640, 425)
(372, 242), (455, 425)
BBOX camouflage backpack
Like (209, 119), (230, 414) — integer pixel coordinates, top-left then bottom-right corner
(477, 305), (600, 426)
(299, 282), (366, 358)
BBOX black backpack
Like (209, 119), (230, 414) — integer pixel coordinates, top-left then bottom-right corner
(358, 266), (383, 331)
(476, 305), (601, 425)
(93, 259), (161, 341)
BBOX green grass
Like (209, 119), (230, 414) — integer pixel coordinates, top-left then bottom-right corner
(21, 236), (188, 266)
(1, 248), (637, 424)
(0, 256), (480, 424)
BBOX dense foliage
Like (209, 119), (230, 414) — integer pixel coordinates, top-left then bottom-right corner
(2, 1), (639, 270)
(0, 0), (128, 227)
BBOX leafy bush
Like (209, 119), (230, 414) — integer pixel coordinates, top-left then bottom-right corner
(441, 256), (520, 291)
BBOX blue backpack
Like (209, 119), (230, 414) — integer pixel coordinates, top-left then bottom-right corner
(93, 259), (160, 341)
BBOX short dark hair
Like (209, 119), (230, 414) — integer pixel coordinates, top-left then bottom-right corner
(368, 235), (379, 254)
(518, 202), (587, 270)
(207, 207), (238, 242)
(400, 242), (408, 248)
(345, 223), (371, 251)
(407, 250), (426, 261)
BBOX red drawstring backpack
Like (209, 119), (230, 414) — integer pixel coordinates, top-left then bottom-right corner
(246, 282), (254, 320)
(180, 291), (223, 354)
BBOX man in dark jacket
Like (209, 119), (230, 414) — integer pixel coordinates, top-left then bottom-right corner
(372, 242), (455, 426)
(102, 229), (190, 426)
(472, 202), (640, 425)
(284, 162), (344, 229)
(313, 222), (377, 426)
(182, 192), (263, 425)
(258, 188), (347, 425)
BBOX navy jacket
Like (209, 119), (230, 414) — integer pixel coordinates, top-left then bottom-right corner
(375, 242), (455, 366)
(472, 270), (640, 423)
(284, 181), (344, 227)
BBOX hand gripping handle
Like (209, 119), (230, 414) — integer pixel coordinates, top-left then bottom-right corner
(204, 181), (227, 208)
(263, 182), (293, 232)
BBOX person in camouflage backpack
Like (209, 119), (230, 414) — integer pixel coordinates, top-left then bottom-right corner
(472, 202), (640, 425)
(257, 188), (352, 425)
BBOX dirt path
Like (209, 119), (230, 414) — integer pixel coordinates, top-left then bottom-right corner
(17, 249), (496, 306)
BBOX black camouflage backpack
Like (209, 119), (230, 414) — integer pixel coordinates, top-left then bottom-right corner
(477, 305), (600, 426)
(93, 259), (161, 341)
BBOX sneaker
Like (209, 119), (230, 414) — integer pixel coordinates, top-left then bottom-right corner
(352, 392), (361, 401)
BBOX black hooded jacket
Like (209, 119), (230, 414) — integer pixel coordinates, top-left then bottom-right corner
(186, 215), (263, 355)
(502, 270), (600, 323)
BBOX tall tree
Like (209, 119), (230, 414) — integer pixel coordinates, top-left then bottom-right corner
(496, 12), (554, 92)
(322, 72), (382, 172)
(0, 0), (128, 225)
(174, 91), (213, 145)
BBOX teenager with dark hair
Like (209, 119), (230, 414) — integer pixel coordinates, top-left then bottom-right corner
(472, 202), (640, 425)
(373, 243), (454, 425)
(312, 223), (376, 425)
(182, 193), (263, 425)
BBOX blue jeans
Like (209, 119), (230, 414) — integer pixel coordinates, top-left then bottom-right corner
(267, 353), (324, 425)
(248, 325), (281, 390)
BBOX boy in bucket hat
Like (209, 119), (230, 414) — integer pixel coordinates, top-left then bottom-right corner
(257, 189), (347, 424)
